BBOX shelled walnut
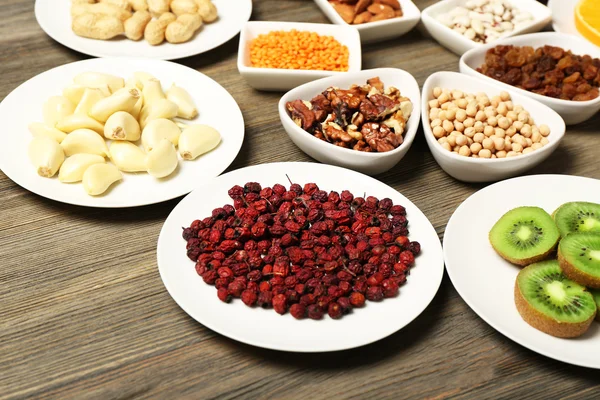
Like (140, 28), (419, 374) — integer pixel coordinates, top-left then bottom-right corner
(329, 0), (403, 25)
(286, 77), (412, 153)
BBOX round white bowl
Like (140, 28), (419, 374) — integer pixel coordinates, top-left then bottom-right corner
(237, 21), (362, 92)
(279, 68), (421, 176)
(421, 0), (552, 56)
(421, 71), (565, 183)
(460, 32), (600, 125)
(312, 0), (421, 44)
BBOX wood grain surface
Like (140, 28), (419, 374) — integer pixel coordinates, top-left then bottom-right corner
(1, 0), (600, 399)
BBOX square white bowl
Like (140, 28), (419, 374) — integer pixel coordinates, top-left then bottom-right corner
(421, 0), (552, 56)
(460, 32), (600, 125)
(279, 68), (421, 175)
(421, 71), (565, 183)
(313, 0), (421, 43)
(237, 21), (362, 91)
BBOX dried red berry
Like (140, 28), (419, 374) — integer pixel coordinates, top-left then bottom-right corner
(217, 287), (231, 303)
(290, 303), (306, 319)
(399, 251), (415, 267)
(382, 279), (399, 298)
(241, 290), (258, 306)
(349, 292), (366, 307)
(366, 286), (384, 301)
(328, 303), (343, 319)
(307, 304), (324, 320)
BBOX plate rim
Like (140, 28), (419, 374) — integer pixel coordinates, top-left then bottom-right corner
(157, 161), (445, 352)
(443, 173), (600, 369)
(0, 56), (245, 208)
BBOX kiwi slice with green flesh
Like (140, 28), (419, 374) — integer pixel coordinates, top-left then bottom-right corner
(515, 260), (596, 338)
(489, 207), (560, 266)
(558, 232), (600, 289)
(553, 202), (600, 237)
(590, 289), (600, 321)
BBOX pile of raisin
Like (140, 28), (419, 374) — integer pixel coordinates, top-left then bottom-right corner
(182, 182), (421, 320)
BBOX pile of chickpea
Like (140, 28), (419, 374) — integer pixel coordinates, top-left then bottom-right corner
(428, 88), (550, 159)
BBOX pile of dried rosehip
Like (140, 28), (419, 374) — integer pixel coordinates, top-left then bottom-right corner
(182, 182), (421, 320)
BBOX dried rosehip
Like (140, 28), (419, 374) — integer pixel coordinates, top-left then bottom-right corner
(273, 294), (287, 315)
(290, 303), (306, 319)
(366, 286), (384, 301)
(241, 290), (258, 306)
(382, 279), (399, 298)
(399, 251), (415, 267)
(307, 304), (324, 320)
(349, 292), (366, 307)
(257, 291), (273, 308)
(328, 303), (343, 319)
(408, 241), (421, 256)
(217, 287), (231, 303)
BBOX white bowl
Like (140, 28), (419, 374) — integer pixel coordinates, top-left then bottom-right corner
(279, 68), (421, 176)
(421, 0), (552, 56)
(237, 21), (361, 91)
(313, 0), (421, 43)
(421, 71), (565, 183)
(460, 32), (600, 125)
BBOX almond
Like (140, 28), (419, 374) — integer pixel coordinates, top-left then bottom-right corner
(353, 10), (372, 24)
(331, 2), (356, 24)
(374, 0), (401, 10)
(354, 0), (371, 14)
(367, 3), (395, 18)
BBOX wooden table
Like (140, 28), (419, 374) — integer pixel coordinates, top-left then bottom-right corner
(2, 1), (600, 398)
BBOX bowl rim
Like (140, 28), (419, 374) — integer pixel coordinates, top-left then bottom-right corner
(421, 71), (565, 165)
(421, 0), (552, 51)
(312, 0), (421, 30)
(459, 31), (600, 107)
(278, 67), (421, 159)
(237, 20), (362, 74)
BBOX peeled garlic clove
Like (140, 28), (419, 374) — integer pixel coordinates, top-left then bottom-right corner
(174, 120), (188, 130)
(126, 71), (156, 90)
(28, 136), (65, 178)
(74, 72), (124, 93)
(43, 96), (75, 127)
(28, 122), (68, 143)
(130, 93), (144, 120)
(104, 111), (141, 141)
(56, 114), (104, 134)
(74, 87), (106, 115)
(141, 118), (180, 151)
(63, 83), (111, 104)
(179, 124), (221, 160)
(61, 129), (109, 157)
(82, 163), (122, 195)
(90, 87), (141, 122)
(142, 78), (165, 107)
(110, 141), (146, 172)
(58, 153), (105, 183)
(139, 98), (178, 128)
(166, 84), (198, 119)
(145, 138), (178, 178)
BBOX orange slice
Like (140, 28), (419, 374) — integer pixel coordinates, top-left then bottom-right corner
(575, 0), (600, 47)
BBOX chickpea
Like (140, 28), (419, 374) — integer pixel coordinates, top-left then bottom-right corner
(498, 117), (510, 129)
(505, 137), (512, 148)
(441, 102), (450, 110)
(429, 99), (439, 109)
(487, 116), (498, 127)
(539, 124), (550, 137)
(494, 137), (505, 151)
(505, 126), (516, 137)
(491, 96), (500, 108)
(467, 137), (474, 146)
(479, 96), (490, 107)
(454, 121), (465, 132)
(518, 111), (529, 123)
(475, 110), (486, 121)
(528, 117), (535, 125)
(433, 125), (445, 138)
(494, 127), (505, 138)
(441, 142), (452, 152)
(438, 137), (448, 144)
(463, 118), (475, 128)
(506, 111), (518, 122)
(506, 151), (518, 157)
(455, 135), (467, 147)
(497, 102), (508, 116)
(512, 142), (523, 153)
(479, 149), (492, 158)
(484, 125), (495, 137)
(457, 99), (468, 109)
(470, 142), (482, 155)
(459, 145), (471, 157)
(526, 138), (533, 147)
(456, 109), (467, 122)
(484, 108), (496, 118)
(474, 132), (485, 143)
(433, 87), (442, 98)
(446, 109), (456, 121)
(496, 150), (507, 158)
(464, 127), (475, 138)
(500, 91), (510, 101)
(520, 124), (532, 137)
(522, 147), (534, 155)
(474, 121), (484, 133)
(453, 145), (460, 152)
(504, 101), (513, 111)
(446, 135), (456, 147)
(438, 92), (450, 104)
(531, 130), (541, 143)
(443, 119), (454, 133)
(482, 137), (494, 150)
(491, 155), (497, 159)
(438, 110), (448, 120)
(532, 142), (543, 150)
(514, 105), (524, 114)
(452, 90), (464, 100)
(540, 137), (549, 145)
(513, 120), (524, 131)
(430, 109), (440, 120)
(466, 104), (477, 117)
(431, 118), (442, 128)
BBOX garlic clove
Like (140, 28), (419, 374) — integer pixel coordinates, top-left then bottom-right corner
(60, 128), (109, 157)
(43, 96), (75, 127)
(90, 87), (141, 122)
(104, 111), (141, 141)
(130, 92), (144, 120)
(82, 163), (122, 195)
(109, 141), (146, 172)
(145, 138), (178, 178)
(166, 84), (198, 119)
(58, 153), (106, 183)
(73, 72), (124, 93)
(173, 120), (188, 130)
(28, 136), (65, 178)
(139, 98), (178, 129)
(56, 114), (104, 134)
(127, 71), (156, 90)
(74, 87), (106, 116)
(142, 78), (166, 107)
(178, 124), (221, 160)
(141, 118), (180, 151)
(63, 83), (111, 105)
(28, 122), (68, 143)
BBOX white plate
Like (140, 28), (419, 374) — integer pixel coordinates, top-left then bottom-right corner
(158, 162), (444, 352)
(444, 174), (600, 369)
(547, 0), (582, 39)
(35, 0), (252, 60)
(0, 57), (244, 208)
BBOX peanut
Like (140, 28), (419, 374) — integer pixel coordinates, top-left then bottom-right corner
(144, 12), (176, 45)
(72, 12), (124, 40)
(165, 13), (202, 44)
(195, 0), (218, 23)
(147, 0), (170, 17)
(170, 0), (198, 16)
(71, 2), (132, 21)
(129, 0), (148, 11)
(125, 10), (152, 41)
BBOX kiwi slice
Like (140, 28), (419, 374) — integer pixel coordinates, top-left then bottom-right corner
(489, 207), (560, 266)
(558, 232), (600, 288)
(590, 289), (600, 321)
(515, 260), (596, 338)
(553, 202), (600, 237)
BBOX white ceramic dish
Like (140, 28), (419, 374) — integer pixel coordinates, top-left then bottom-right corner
(421, 0), (552, 56)
(547, 0), (583, 40)
(158, 162), (444, 352)
(313, 0), (421, 43)
(421, 72), (565, 183)
(444, 174), (600, 369)
(278, 68), (420, 176)
(237, 21), (362, 91)
(35, 0), (252, 60)
(0, 57), (244, 208)
(460, 32), (600, 125)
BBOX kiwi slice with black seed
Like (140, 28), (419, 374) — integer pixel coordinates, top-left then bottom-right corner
(558, 232), (600, 289)
(515, 260), (596, 338)
(489, 207), (560, 266)
(553, 202), (600, 237)
(590, 289), (600, 321)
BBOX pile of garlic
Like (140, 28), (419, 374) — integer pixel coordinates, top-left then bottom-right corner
(28, 71), (221, 196)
